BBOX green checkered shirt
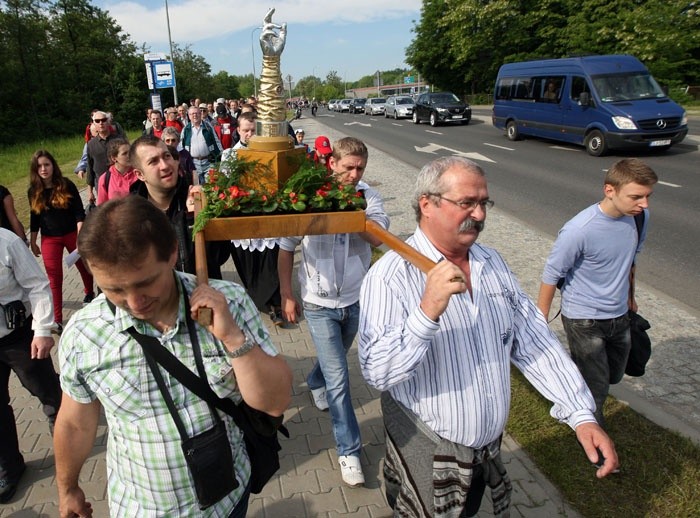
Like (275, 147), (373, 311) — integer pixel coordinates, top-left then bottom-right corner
(59, 272), (279, 516)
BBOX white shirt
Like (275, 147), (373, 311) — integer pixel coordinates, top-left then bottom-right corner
(278, 181), (389, 308)
(0, 228), (53, 338)
(358, 227), (596, 448)
(187, 124), (210, 158)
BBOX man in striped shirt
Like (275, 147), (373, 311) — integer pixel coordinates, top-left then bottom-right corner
(358, 157), (618, 517)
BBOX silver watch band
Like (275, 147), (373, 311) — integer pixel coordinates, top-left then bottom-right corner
(224, 335), (257, 359)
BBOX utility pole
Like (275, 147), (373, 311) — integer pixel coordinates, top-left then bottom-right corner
(164, 0), (177, 105)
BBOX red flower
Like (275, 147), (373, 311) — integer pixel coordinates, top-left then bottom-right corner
(316, 189), (328, 197)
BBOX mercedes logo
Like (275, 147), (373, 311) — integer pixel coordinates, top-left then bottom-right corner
(656, 119), (667, 129)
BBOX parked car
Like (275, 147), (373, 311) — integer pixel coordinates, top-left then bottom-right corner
(413, 92), (471, 126)
(385, 95), (415, 119)
(364, 98), (386, 115)
(350, 98), (367, 113)
(328, 99), (338, 111)
(338, 99), (353, 112)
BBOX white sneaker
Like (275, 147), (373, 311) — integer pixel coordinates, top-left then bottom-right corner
(310, 387), (329, 411)
(339, 455), (365, 487)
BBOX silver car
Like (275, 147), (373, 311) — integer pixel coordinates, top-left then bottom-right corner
(384, 95), (414, 119)
(364, 98), (386, 115)
(338, 99), (353, 112)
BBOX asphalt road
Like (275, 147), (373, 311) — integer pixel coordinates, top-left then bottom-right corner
(312, 107), (700, 315)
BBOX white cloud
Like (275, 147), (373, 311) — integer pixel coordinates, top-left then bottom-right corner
(106, 0), (421, 47)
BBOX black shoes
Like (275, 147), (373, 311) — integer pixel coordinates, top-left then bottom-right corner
(0, 462), (26, 503)
(269, 307), (284, 326)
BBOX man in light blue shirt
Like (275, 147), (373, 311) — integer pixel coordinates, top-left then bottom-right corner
(538, 158), (657, 428)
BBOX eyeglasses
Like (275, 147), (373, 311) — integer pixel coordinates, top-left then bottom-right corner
(428, 193), (494, 211)
(199, 108), (208, 112)
(93, 118), (107, 123)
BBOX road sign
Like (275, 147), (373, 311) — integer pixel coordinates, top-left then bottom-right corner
(404, 76), (415, 83)
(144, 52), (167, 62)
(153, 61), (176, 89)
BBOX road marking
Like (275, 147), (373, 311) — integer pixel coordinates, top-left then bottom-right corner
(392, 123), (403, 127)
(318, 114), (334, 117)
(483, 143), (514, 151)
(344, 122), (372, 127)
(414, 143), (495, 163)
(425, 130), (443, 135)
(658, 180), (682, 188)
(550, 145), (580, 152)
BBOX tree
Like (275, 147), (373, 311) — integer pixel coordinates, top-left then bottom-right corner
(211, 71), (241, 100)
(170, 44), (213, 104)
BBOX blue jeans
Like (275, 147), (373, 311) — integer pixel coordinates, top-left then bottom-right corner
(562, 314), (631, 428)
(303, 301), (362, 457)
(192, 158), (211, 185)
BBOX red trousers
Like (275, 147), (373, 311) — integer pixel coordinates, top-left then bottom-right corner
(40, 231), (93, 324)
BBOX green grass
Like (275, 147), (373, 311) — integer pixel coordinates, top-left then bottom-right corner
(0, 131), (141, 224)
(508, 370), (700, 517)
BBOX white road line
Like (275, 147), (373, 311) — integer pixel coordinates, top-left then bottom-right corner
(550, 145), (580, 152)
(658, 181), (682, 188)
(426, 130), (443, 135)
(483, 143), (514, 151)
(392, 123), (403, 127)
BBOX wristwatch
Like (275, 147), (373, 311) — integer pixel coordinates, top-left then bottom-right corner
(224, 334), (257, 359)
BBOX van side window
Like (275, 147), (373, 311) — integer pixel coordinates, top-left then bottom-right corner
(571, 76), (592, 103)
(495, 78), (514, 100)
(537, 77), (564, 103)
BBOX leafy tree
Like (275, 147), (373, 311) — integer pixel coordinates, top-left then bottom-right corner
(170, 44), (213, 104)
(211, 71), (241, 101)
(237, 74), (256, 99)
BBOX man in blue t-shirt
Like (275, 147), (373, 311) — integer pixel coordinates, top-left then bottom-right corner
(537, 158), (658, 429)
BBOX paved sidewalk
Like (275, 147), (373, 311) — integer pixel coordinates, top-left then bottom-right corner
(6, 113), (699, 516)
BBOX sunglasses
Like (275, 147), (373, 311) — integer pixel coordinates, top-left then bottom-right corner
(93, 118), (107, 123)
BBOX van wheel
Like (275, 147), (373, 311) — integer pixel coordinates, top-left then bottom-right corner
(506, 121), (520, 141)
(413, 112), (420, 124)
(585, 130), (608, 156)
(429, 112), (438, 127)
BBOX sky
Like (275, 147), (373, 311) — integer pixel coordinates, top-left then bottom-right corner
(94, 0), (423, 84)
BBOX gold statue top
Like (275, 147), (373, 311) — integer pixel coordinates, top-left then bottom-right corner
(257, 8), (287, 127)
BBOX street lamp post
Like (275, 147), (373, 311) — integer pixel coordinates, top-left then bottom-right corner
(312, 67), (316, 99)
(164, 0), (178, 105)
(251, 26), (261, 98)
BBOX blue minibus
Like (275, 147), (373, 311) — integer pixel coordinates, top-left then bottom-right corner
(492, 55), (688, 156)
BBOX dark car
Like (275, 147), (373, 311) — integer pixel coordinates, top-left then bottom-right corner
(349, 98), (367, 114)
(412, 92), (471, 126)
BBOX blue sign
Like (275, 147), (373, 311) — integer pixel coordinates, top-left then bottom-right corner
(152, 61), (176, 88)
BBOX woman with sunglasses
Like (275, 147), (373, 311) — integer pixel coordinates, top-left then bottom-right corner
(28, 150), (94, 334)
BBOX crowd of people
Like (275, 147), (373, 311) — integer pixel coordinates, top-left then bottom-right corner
(0, 94), (658, 516)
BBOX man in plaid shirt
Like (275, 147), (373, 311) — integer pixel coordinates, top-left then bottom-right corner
(53, 196), (292, 517)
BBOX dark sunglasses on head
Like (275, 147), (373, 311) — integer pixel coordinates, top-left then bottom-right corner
(93, 118), (107, 123)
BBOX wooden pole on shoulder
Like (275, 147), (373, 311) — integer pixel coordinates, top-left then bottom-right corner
(192, 189), (213, 326)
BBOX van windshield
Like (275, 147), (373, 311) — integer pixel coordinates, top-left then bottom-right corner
(591, 72), (666, 102)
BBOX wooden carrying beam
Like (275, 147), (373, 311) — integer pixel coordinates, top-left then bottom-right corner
(192, 192), (438, 324)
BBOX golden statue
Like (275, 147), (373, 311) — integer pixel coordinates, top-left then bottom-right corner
(255, 8), (288, 139)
